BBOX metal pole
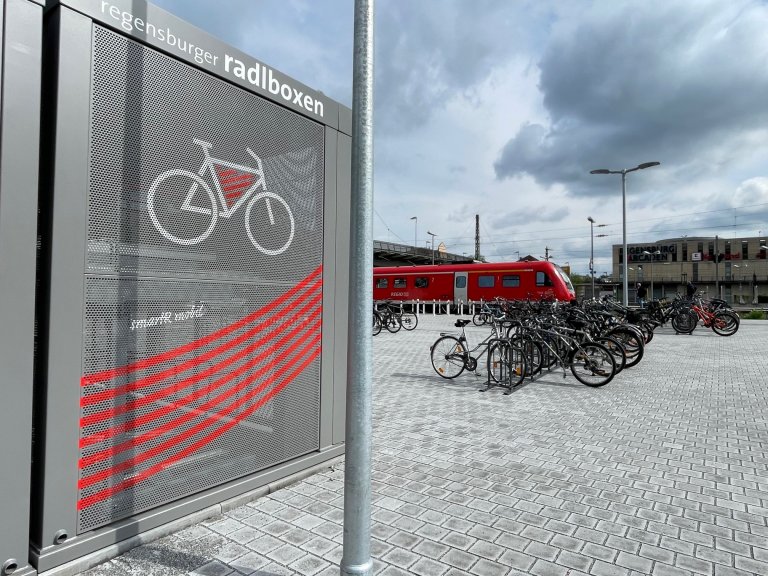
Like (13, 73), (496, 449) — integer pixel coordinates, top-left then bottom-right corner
(428, 231), (436, 265)
(715, 235), (720, 298)
(341, 0), (374, 574)
(590, 219), (595, 299)
(621, 171), (628, 306)
(410, 216), (417, 248)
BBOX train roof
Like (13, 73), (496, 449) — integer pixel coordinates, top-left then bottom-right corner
(373, 261), (561, 274)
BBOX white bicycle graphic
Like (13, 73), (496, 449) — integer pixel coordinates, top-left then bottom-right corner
(147, 139), (295, 255)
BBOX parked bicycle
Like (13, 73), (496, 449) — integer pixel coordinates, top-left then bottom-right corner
(430, 318), (526, 389)
(671, 293), (739, 336)
(372, 301), (418, 335)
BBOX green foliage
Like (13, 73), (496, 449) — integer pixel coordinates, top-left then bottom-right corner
(743, 310), (765, 320)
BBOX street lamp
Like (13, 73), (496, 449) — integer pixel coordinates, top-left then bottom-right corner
(590, 161), (661, 306)
(643, 250), (661, 300)
(427, 230), (437, 265)
(410, 216), (417, 248)
(587, 217), (607, 300)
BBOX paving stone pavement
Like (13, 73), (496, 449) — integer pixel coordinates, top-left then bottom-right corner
(77, 315), (768, 576)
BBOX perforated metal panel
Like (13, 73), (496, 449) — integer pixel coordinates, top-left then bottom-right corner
(78, 27), (325, 532)
(87, 26), (324, 280)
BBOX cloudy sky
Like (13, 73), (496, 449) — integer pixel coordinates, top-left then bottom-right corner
(151, 0), (768, 275)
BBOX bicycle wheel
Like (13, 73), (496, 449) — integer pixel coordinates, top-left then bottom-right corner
(711, 310), (739, 336)
(430, 336), (466, 379)
(605, 326), (644, 368)
(147, 170), (218, 245)
(539, 333), (566, 370)
(372, 312), (382, 336)
(384, 313), (402, 333)
(509, 335), (543, 376)
(245, 192), (295, 255)
(570, 342), (616, 387)
(400, 312), (418, 331)
(637, 321), (654, 344)
(671, 309), (697, 334)
(595, 336), (626, 374)
(487, 340), (526, 387)
(472, 312), (489, 326)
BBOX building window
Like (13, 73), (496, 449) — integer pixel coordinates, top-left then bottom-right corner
(394, 278), (407, 288)
(376, 278), (388, 289)
(502, 275), (520, 288)
(742, 241), (749, 260)
(478, 275), (495, 288)
(707, 241), (714, 259)
(415, 277), (429, 288)
(682, 242), (687, 262)
(725, 241), (731, 258)
(536, 272), (553, 287)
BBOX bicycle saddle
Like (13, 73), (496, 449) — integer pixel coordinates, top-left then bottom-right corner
(454, 319), (471, 328)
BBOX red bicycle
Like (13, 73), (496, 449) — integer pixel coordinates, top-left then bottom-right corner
(671, 295), (739, 336)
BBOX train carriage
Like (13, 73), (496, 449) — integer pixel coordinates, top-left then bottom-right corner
(373, 261), (575, 305)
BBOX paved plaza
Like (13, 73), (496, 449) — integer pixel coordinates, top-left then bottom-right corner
(74, 315), (768, 576)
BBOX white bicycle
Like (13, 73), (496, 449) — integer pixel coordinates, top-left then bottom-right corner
(147, 139), (295, 255)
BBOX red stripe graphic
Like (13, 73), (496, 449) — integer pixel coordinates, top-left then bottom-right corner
(77, 267), (324, 511)
(79, 322), (321, 471)
(78, 345), (320, 510)
(81, 265), (322, 388)
(78, 340), (321, 506)
(80, 284), (321, 410)
(216, 168), (237, 178)
(221, 175), (254, 188)
(79, 309), (321, 452)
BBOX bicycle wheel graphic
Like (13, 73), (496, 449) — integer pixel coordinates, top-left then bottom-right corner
(245, 192), (295, 255)
(147, 169), (218, 245)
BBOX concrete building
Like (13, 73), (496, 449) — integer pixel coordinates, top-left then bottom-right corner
(611, 236), (768, 304)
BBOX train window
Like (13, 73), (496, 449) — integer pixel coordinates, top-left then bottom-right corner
(394, 278), (407, 288)
(376, 278), (388, 288)
(536, 272), (553, 287)
(478, 275), (495, 288)
(502, 275), (520, 288)
(455, 276), (466, 288)
(415, 277), (429, 288)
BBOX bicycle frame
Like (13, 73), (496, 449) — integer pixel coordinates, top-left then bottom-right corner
(184, 138), (267, 218)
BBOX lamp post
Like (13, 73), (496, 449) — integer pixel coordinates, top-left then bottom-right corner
(587, 217), (607, 300)
(590, 161), (661, 306)
(587, 217), (596, 300)
(427, 230), (437, 265)
(643, 249), (661, 300)
(410, 216), (417, 248)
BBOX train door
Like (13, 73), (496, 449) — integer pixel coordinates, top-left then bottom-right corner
(454, 272), (468, 305)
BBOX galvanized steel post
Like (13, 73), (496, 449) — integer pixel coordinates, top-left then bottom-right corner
(340, 0), (374, 575)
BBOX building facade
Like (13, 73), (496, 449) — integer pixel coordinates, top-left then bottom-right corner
(611, 236), (768, 304)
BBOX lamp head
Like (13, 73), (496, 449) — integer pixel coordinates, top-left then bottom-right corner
(637, 161), (660, 170)
(590, 169), (610, 174)
(587, 216), (595, 223)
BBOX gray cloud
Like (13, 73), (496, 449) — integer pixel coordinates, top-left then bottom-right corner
(494, 1), (768, 197)
(374, 0), (552, 134)
(492, 205), (569, 228)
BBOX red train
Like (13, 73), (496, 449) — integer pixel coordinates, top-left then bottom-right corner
(373, 261), (576, 304)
